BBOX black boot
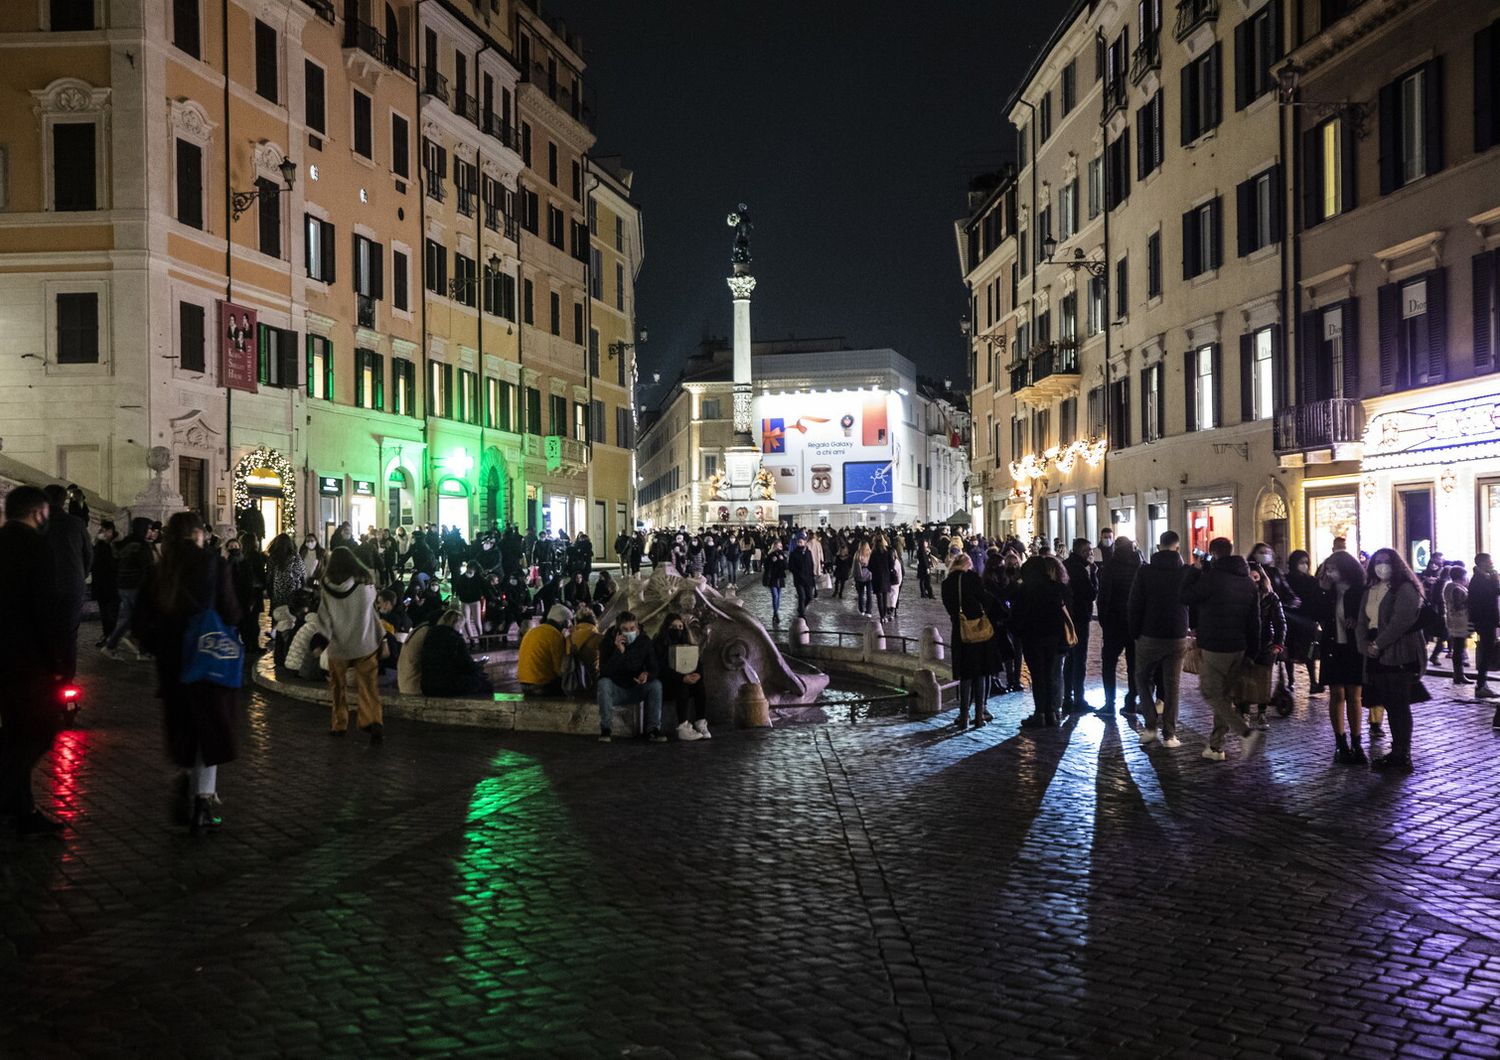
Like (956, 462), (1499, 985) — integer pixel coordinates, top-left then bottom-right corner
(1493, 704), (1500, 729)
(1334, 732), (1352, 764)
(1371, 750), (1413, 773)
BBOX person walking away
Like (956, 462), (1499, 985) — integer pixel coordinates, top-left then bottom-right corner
(231, 532), (267, 654)
(1357, 549), (1427, 772)
(942, 552), (1003, 729)
(1471, 554), (1500, 711)
(789, 533), (817, 618)
(915, 540), (935, 599)
(869, 534), (897, 622)
(91, 519), (119, 646)
(1181, 537), (1265, 762)
(1062, 539), (1098, 714)
(42, 483), (91, 681)
(1129, 531), (1190, 747)
(132, 511), (241, 834)
(0, 487), (66, 837)
(266, 533), (306, 613)
(853, 541), (874, 616)
(319, 547), (385, 743)
(657, 613), (709, 740)
(103, 517), (157, 659)
(1317, 550), (1367, 763)
(1096, 537), (1142, 718)
(761, 539), (788, 624)
(1420, 553), (1447, 664)
(832, 543), (853, 600)
(1010, 555), (1072, 728)
(1442, 562), (1472, 685)
(596, 611), (663, 742)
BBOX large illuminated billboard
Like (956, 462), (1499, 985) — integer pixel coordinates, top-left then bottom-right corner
(754, 389), (899, 507)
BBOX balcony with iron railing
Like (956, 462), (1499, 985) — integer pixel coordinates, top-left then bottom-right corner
(452, 92), (480, 127)
(423, 70), (449, 104)
(482, 112), (518, 150)
(519, 62), (595, 131)
(356, 294), (376, 330)
(457, 184), (476, 218)
(1011, 342), (1082, 401)
(1174, 0), (1219, 41)
(1102, 76), (1127, 119)
(523, 433), (588, 471)
(425, 171), (446, 203)
(343, 19), (415, 79)
(504, 216), (519, 242)
(1129, 31), (1161, 84)
(1273, 398), (1365, 464)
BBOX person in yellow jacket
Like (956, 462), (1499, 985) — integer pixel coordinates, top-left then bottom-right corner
(518, 604), (572, 696)
(569, 605), (603, 689)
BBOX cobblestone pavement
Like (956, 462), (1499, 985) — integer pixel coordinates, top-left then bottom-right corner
(5, 618), (1500, 1058)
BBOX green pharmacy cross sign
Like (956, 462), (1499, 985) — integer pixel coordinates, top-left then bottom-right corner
(544, 435), (562, 472)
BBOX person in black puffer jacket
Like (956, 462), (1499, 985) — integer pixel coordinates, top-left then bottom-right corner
(1181, 537), (1264, 761)
(1062, 540), (1098, 713)
(420, 611), (492, 697)
(1010, 555), (1072, 729)
(1096, 538), (1142, 717)
(1129, 530), (1190, 746)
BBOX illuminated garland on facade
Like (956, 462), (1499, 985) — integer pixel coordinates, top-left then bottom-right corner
(1008, 438), (1107, 483)
(232, 445), (297, 533)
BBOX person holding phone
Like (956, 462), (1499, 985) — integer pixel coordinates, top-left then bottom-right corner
(596, 612), (663, 743)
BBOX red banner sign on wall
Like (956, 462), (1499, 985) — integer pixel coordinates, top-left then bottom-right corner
(218, 301), (258, 394)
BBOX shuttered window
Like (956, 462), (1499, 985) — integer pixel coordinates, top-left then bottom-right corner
(175, 139), (203, 229)
(1379, 60), (1443, 194)
(254, 19), (278, 103)
(1378, 269), (1447, 392)
(52, 123), (97, 211)
(179, 301), (205, 373)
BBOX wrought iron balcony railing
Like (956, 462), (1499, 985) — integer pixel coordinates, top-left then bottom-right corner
(1273, 398), (1365, 453)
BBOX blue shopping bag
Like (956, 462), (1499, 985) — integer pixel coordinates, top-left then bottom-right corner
(181, 607), (244, 688)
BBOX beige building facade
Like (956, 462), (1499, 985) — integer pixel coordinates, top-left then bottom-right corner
(1279, 0), (1500, 568)
(0, 0), (637, 543)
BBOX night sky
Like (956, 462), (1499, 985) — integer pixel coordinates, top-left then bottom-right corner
(556, 1), (1062, 402)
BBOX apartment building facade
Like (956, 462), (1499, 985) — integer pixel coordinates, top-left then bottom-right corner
(0, 0), (636, 543)
(1278, 0), (1500, 567)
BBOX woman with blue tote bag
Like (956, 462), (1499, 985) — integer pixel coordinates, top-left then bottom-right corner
(134, 511), (242, 834)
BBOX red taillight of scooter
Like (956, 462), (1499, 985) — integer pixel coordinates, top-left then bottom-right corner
(60, 685), (82, 703)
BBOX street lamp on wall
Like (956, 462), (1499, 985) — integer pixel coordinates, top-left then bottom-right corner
(446, 253), (502, 300)
(1275, 61), (1370, 138)
(231, 157), (297, 221)
(608, 326), (647, 360)
(1040, 236), (1107, 278)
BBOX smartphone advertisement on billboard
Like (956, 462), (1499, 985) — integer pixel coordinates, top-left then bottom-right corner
(755, 390), (899, 506)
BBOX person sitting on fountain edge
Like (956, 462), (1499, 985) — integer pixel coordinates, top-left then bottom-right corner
(596, 611), (663, 744)
(518, 604), (573, 697)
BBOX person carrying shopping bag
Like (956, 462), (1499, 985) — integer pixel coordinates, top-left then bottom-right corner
(320, 547), (385, 744)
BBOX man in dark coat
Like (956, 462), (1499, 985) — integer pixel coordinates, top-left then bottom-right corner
(1471, 553), (1500, 704)
(43, 484), (92, 681)
(1129, 530), (1191, 746)
(596, 612), (663, 741)
(1061, 539), (1097, 713)
(0, 486), (66, 836)
(1181, 537), (1265, 761)
(104, 517), (156, 656)
(1095, 537), (1142, 716)
(788, 533), (816, 618)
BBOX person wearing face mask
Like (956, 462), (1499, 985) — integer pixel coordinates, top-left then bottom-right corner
(1356, 548), (1427, 772)
(1442, 562), (1473, 686)
(1316, 550), (1367, 763)
(656, 613), (709, 741)
(0, 487), (68, 837)
(1285, 550), (1326, 694)
(596, 612), (663, 742)
(1470, 553), (1500, 705)
(1180, 537), (1266, 762)
(761, 540), (788, 623)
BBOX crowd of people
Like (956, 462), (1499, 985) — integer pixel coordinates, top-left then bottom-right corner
(5, 483), (1496, 842)
(932, 527), (1499, 772)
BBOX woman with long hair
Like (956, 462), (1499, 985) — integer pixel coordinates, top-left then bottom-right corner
(1286, 549), (1325, 694)
(1234, 561), (1287, 731)
(1442, 562), (1472, 685)
(1011, 555), (1072, 729)
(656, 612), (709, 740)
(1356, 547), (1426, 772)
(941, 552), (999, 729)
(132, 511), (241, 834)
(853, 541), (874, 616)
(320, 546), (385, 742)
(299, 531), (326, 583)
(266, 533), (305, 611)
(1317, 549), (1367, 763)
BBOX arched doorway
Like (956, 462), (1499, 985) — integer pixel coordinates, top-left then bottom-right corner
(1256, 480), (1290, 560)
(437, 478), (471, 538)
(484, 466), (503, 532)
(232, 446), (296, 539)
(387, 466), (415, 528)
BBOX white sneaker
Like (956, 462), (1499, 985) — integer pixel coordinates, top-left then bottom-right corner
(1162, 736), (1182, 748)
(1139, 729), (1158, 745)
(1242, 730), (1266, 759)
(676, 721), (704, 742)
(693, 718), (712, 739)
(1201, 746), (1227, 762)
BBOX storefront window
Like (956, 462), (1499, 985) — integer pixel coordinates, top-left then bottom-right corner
(1111, 505), (1137, 544)
(1187, 499), (1233, 559)
(1307, 492), (1359, 567)
(1481, 482), (1500, 559)
(1047, 498), (1061, 546)
(1146, 502), (1168, 550)
(1084, 492), (1099, 545)
(1062, 495), (1078, 545)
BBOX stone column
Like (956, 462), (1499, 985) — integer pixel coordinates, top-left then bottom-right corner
(727, 274), (757, 447)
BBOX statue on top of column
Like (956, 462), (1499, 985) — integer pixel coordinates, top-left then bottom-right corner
(727, 203), (753, 270)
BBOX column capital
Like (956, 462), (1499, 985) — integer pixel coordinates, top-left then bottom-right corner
(726, 275), (758, 300)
